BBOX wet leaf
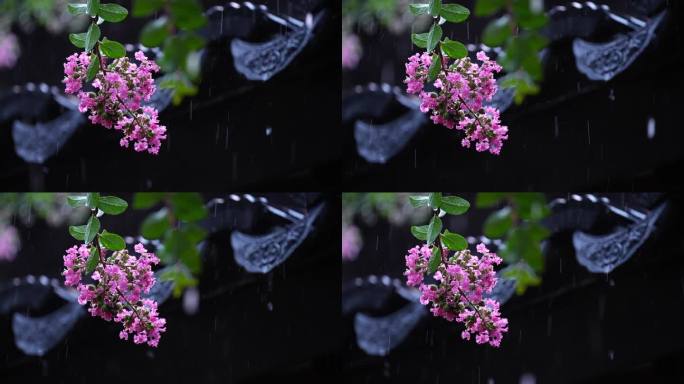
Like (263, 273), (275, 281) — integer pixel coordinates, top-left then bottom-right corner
(409, 4), (430, 16)
(427, 215), (442, 245)
(141, 208), (170, 239)
(411, 33), (428, 49)
(98, 195), (128, 214)
(427, 23), (442, 52)
(409, 195), (430, 208)
(411, 225), (429, 241)
(132, 0), (165, 17)
(441, 39), (467, 59)
(69, 225), (86, 241)
(482, 15), (510, 47)
(440, 4), (470, 23)
(441, 230), (467, 251)
(84, 215), (100, 244)
(133, 192), (165, 209)
(69, 33), (87, 49)
(98, 3), (128, 22)
(85, 246), (100, 275)
(140, 17), (169, 48)
(100, 39), (126, 59)
(440, 195), (470, 215)
(99, 230), (125, 251)
(483, 206), (512, 238)
(85, 23), (101, 52)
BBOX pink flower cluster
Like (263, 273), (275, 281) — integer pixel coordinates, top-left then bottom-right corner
(342, 225), (362, 261)
(404, 243), (508, 347)
(404, 51), (508, 155)
(342, 33), (362, 69)
(0, 225), (20, 262)
(0, 32), (19, 69)
(62, 243), (167, 347)
(63, 51), (167, 154)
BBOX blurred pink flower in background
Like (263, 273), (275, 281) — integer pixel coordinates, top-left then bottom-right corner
(0, 225), (20, 262)
(342, 225), (362, 262)
(0, 32), (20, 69)
(342, 33), (362, 70)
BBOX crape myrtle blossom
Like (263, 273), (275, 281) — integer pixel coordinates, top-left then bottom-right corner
(342, 224), (362, 261)
(342, 33), (362, 70)
(404, 51), (508, 155)
(62, 242), (167, 347)
(404, 242), (509, 347)
(0, 32), (20, 69)
(63, 50), (167, 155)
(0, 225), (20, 262)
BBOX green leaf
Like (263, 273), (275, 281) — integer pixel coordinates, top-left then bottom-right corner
(69, 33), (87, 49)
(410, 225), (429, 241)
(69, 225), (86, 241)
(483, 206), (512, 238)
(86, 192), (100, 209)
(409, 195), (430, 208)
(429, 0), (441, 17)
(160, 266), (197, 298)
(426, 215), (442, 245)
(99, 230), (126, 251)
(182, 223), (207, 243)
(85, 23), (101, 52)
(85, 246), (100, 275)
(67, 195), (88, 207)
(499, 227), (545, 271)
(171, 193), (207, 222)
(132, 0), (165, 17)
(427, 55), (441, 82)
(86, 55), (100, 82)
(441, 196), (469, 216)
(441, 230), (467, 251)
(84, 215), (100, 244)
(513, 193), (549, 221)
(440, 3), (470, 23)
(132, 192), (165, 209)
(475, 0), (505, 16)
(503, 263), (541, 295)
(100, 38), (126, 58)
(475, 192), (506, 208)
(141, 208), (170, 239)
(170, 0), (207, 30)
(426, 23), (442, 52)
(97, 195), (128, 215)
(482, 15), (511, 47)
(409, 3), (430, 16)
(98, 3), (128, 22)
(428, 192), (442, 210)
(517, 10), (548, 29)
(427, 246), (441, 274)
(68, 3), (88, 15)
(161, 230), (201, 273)
(411, 33), (428, 49)
(441, 39), (467, 59)
(140, 17), (169, 48)
(87, 0), (100, 17)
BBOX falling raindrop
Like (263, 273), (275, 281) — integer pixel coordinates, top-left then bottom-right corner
(554, 116), (559, 138)
(265, 127), (272, 136)
(267, 302), (273, 311)
(608, 88), (615, 100)
(586, 121), (591, 145)
(609, 350), (615, 360)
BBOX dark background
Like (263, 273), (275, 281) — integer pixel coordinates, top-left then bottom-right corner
(342, 193), (684, 383)
(0, 193), (341, 383)
(343, 0), (684, 190)
(0, 0), (341, 190)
